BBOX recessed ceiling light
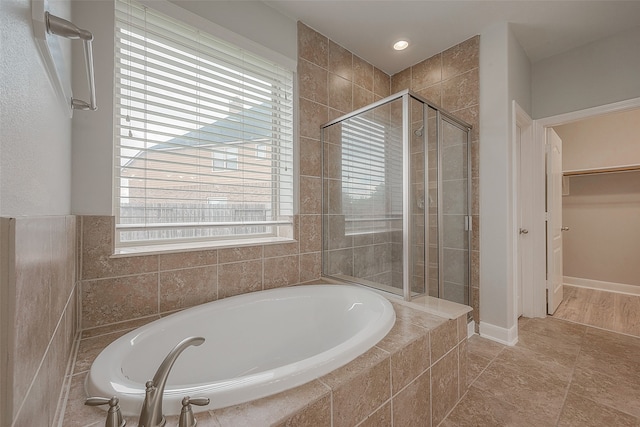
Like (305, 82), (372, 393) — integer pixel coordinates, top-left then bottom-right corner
(393, 40), (409, 51)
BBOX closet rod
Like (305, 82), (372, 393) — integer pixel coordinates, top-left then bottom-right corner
(45, 12), (97, 111)
(563, 165), (640, 177)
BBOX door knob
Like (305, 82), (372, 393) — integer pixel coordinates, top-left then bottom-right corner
(519, 228), (529, 234)
(561, 226), (570, 231)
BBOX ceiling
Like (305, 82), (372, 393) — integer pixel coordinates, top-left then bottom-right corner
(264, 1), (640, 75)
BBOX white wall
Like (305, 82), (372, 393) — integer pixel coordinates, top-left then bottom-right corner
(0, 0), (73, 217)
(478, 22), (532, 344)
(555, 108), (640, 171)
(70, 0), (297, 214)
(563, 171), (640, 287)
(169, 1), (297, 64)
(532, 25), (640, 119)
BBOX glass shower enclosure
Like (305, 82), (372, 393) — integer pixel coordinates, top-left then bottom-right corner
(321, 90), (471, 306)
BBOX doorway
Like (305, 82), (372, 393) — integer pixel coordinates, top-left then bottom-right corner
(527, 97), (640, 318)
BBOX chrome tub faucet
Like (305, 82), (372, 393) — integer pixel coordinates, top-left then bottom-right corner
(138, 336), (206, 427)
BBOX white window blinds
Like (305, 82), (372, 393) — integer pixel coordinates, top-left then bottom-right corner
(341, 116), (403, 234)
(114, 0), (294, 247)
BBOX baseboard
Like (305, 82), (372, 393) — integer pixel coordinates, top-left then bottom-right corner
(564, 276), (640, 296)
(479, 321), (518, 346)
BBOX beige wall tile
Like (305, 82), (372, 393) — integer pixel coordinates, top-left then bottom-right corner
(81, 273), (158, 329)
(297, 22), (328, 68)
(320, 347), (391, 427)
(159, 265), (218, 312)
(263, 241), (299, 258)
(441, 68), (480, 112)
(393, 370), (431, 427)
(264, 255), (300, 290)
(353, 55), (374, 91)
(459, 339), (469, 391)
(158, 250), (217, 271)
(82, 216), (158, 280)
(353, 85), (374, 110)
(416, 83), (442, 106)
(431, 319), (459, 362)
(383, 324), (430, 393)
(218, 246), (262, 264)
(390, 67), (411, 93)
(299, 215), (321, 254)
(359, 402), (392, 427)
(81, 315), (158, 339)
(431, 348), (459, 426)
(452, 104), (480, 142)
(299, 176), (322, 214)
(412, 54), (442, 91)
(374, 67), (391, 98)
(299, 97), (328, 140)
(329, 40), (353, 81)
(218, 259), (263, 299)
(74, 330), (130, 376)
(442, 36), (480, 80)
(300, 137), (322, 178)
(457, 315), (468, 343)
(273, 393), (332, 427)
(299, 252), (322, 283)
(299, 58), (328, 105)
(213, 379), (330, 427)
(62, 372), (106, 427)
(328, 73), (353, 113)
(11, 216), (77, 418)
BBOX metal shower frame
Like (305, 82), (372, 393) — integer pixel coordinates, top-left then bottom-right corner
(320, 89), (472, 303)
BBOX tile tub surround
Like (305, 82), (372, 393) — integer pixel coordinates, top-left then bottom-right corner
(78, 215), (322, 330)
(0, 216), (78, 427)
(61, 301), (469, 426)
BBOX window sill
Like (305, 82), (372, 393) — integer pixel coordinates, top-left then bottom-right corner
(112, 237), (297, 258)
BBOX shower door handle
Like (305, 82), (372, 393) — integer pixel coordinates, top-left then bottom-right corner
(519, 228), (529, 235)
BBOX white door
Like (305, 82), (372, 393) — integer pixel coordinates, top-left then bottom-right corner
(546, 128), (564, 314)
(517, 123), (533, 318)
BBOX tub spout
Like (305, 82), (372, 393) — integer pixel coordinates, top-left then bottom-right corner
(138, 336), (205, 427)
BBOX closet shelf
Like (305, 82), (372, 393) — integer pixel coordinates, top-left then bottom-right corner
(563, 165), (640, 177)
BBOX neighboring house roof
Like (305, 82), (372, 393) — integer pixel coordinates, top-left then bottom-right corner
(124, 103), (273, 167)
(157, 104), (273, 149)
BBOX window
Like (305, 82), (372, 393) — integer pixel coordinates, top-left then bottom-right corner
(212, 147), (238, 171)
(341, 114), (403, 235)
(114, 0), (294, 248)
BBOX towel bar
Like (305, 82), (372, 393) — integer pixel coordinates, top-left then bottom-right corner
(45, 12), (97, 111)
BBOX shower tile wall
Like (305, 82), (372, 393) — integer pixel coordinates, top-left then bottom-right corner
(0, 216), (78, 426)
(391, 36), (480, 323)
(299, 21), (397, 286)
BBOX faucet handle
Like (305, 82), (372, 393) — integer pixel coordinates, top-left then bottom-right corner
(85, 396), (126, 427)
(178, 396), (210, 427)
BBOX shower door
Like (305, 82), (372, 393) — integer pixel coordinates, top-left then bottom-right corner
(321, 90), (470, 306)
(322, 97), (405, 297)
(438, 117), (470, 305)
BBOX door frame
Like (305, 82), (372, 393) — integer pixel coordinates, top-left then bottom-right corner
(512, 101), (541, 318)
(527, 97), (640, 316)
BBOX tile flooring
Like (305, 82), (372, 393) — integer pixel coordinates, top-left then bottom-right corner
(442, 288), (640, 426)
(553, 285), (640, 337)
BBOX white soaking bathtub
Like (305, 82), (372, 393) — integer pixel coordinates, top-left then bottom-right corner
(85, 284), (395, 416)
